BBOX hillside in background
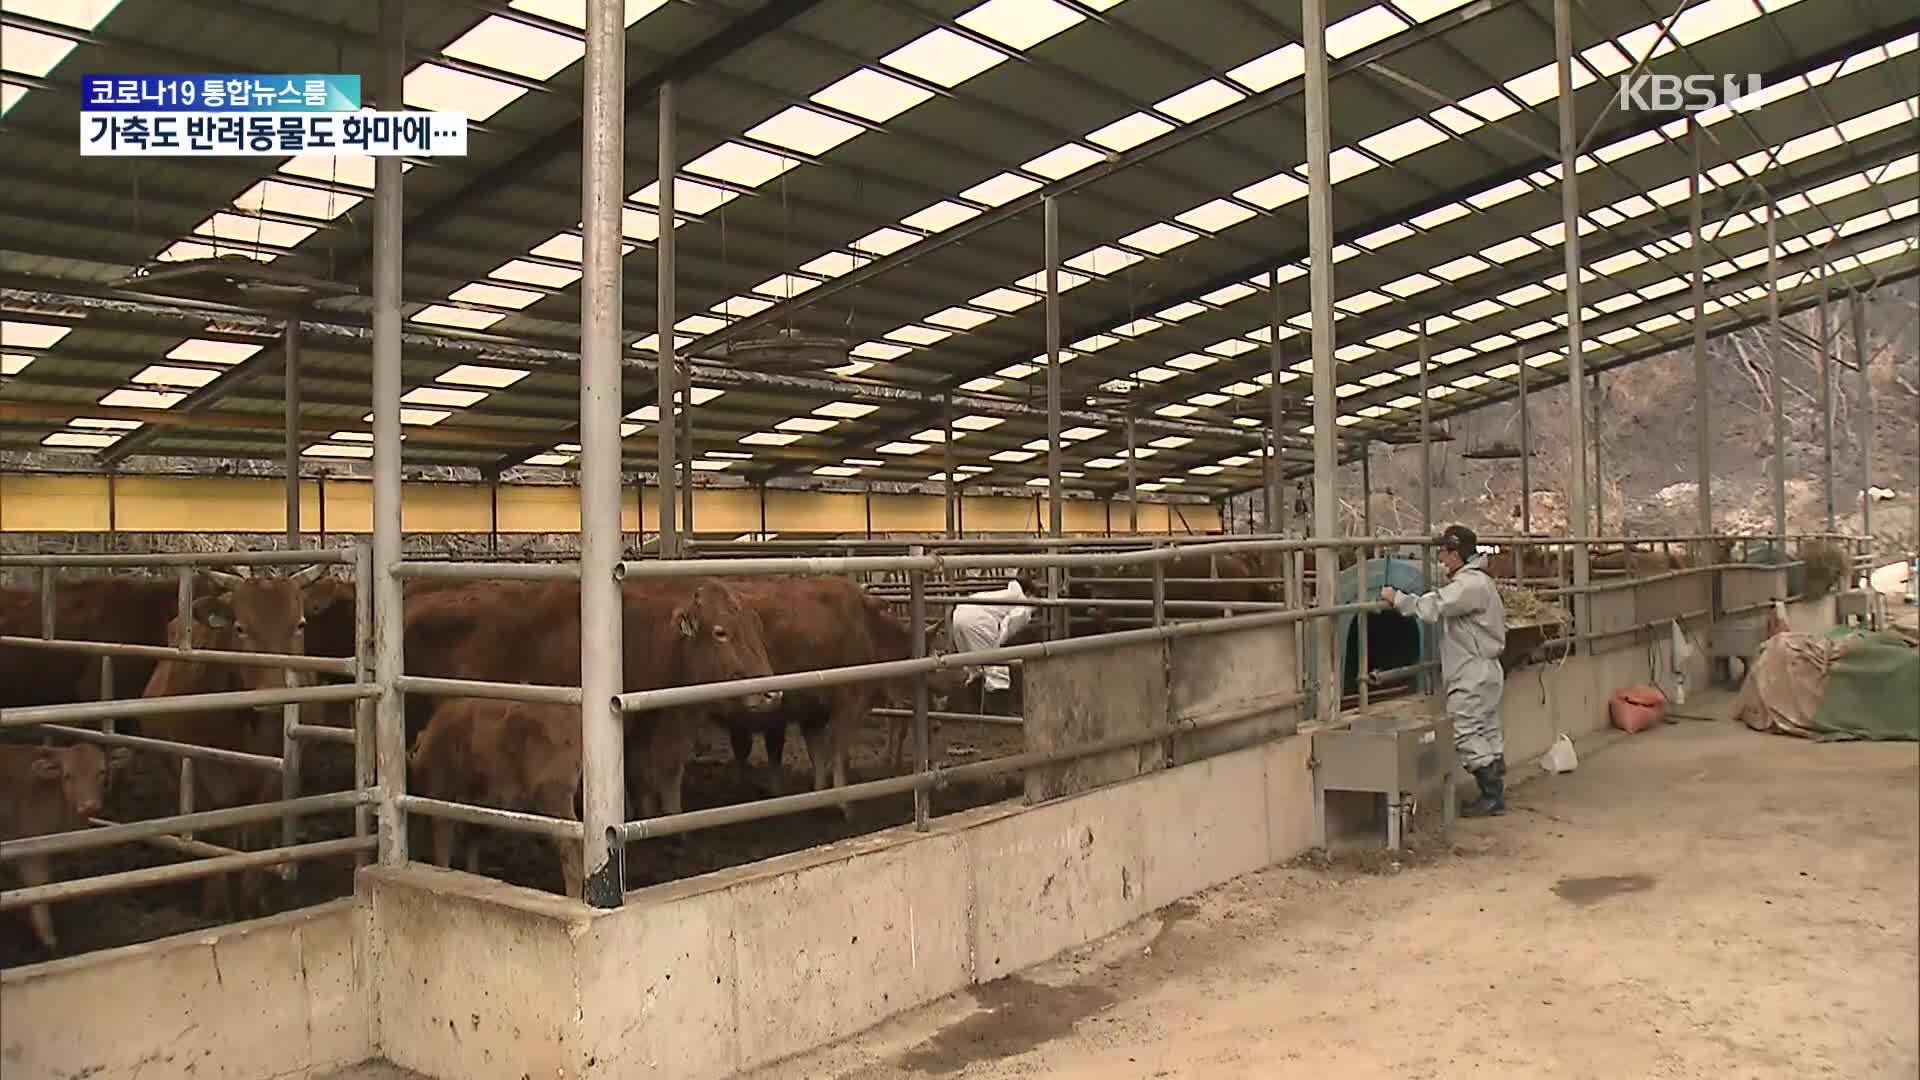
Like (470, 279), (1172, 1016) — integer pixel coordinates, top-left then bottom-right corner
(1243, 280), (1919, 558)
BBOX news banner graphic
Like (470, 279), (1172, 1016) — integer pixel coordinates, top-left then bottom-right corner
(79, 74), (466, 157)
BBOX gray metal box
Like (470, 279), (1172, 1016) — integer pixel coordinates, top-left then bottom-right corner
(1311, 711), (1456, 851)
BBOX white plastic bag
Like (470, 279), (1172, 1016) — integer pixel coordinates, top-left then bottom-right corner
(1538, 733), (1578, 774)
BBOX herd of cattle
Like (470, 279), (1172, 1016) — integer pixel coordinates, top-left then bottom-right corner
(2, 539), (1705, 942)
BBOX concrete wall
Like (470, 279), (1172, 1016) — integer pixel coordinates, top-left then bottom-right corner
(364, 734), (1315, 1080)
(0, 899), (370, 1080)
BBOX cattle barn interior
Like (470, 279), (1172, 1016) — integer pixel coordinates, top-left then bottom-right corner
(0, 0), (1916, 1078)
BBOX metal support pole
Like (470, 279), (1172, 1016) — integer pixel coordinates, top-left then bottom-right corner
(1690, 116), (1711, 538)
(1554, 0), (1591, 642)
(1518, 345), (1532, 535)
(1767, 198), (1787, 545)
(1418, 319), (1434, 693)
(38, 569), (54, 641)
(943, 395), (957, 539)
(284, 319), (301, 550)
(1359, 442), (1373, 535)
(1304, 0), (1339, 726)
(280, 668), (303, 873)
(679, 357), (694, 540)
(1357, 544), (1370, 712)
(1591, 373), (1604, 536)
(371, 0), (407, 867)
(1125, 413), (1139, 533)
(908, 545), (930, 832)
(352, 542), (374, 862)
(487, 471), (500, 556)
(1151, 541), (1166, 629)
(655, 82), (680, 559)
(1269, 267), (1287, 534)
(1853, 295), (1872, 539)
(1044, 195), (1065, 638)
(1818, 264), (1834, 533)
(579, 0), (627, 909)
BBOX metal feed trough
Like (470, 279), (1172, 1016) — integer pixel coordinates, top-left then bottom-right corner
(1310, 710), (1456, 853)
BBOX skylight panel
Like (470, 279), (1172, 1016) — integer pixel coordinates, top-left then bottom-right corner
(1189, 465), (1224, 476)
(448, 282), (544, 310)
(437, 364), (527, 388)
(633, 177), (735, 216)
(233, 179), (360, 221)
(777, 416), (839, 433)
(484, 260), (579, 295)
(852, 341), (911, 361)
(684, 142), (795, 189)
(972, 287), (1041, 312)
(1503, 63), (1560, 106)
(402, 386), (488, 409)
(902, 201), (980, 232)
(1480, 237), (1535, 263)
(1088, 112), (1173, 152)
(961, 172), (1043, 206)
(193, 213), (317, 250)
(877, 441), (932, 456)
(1061, 426), (1106, 440)
(957, 0), (1085, 50)
(1360, 117), (1449, 161)
(38, 430), (114, 450)
(619, 208), (662, 242)
(952, 414), (1004, 430)
(404, 64), (525, 121)
(1149, 436), (1193, 450)
(855, 227), (918, 256)
(408, 305), (505, 331)
(1344, 291), (1390, 313)
(1133, 366), (1178, 382)
(1071, 334), (1118, 352)
(1454, 86), (1522, 124)
(523, 453), (575, 467)
(1065, 245), (1142, 273)
(2, 84), (27, 115)
(1120, 222), (1199, 253)
(1084, 457), (1125, 469)
(997, 363), (1039, 379)
(1156, 80), (1244, 122)
(913, 429), (953, 444)
(1, 353), (32, 375)
(1111, 319), (1160, 337)
(1023, 143), (1105, 180)
(885, 325), (951, 346)
(1015, 268), (1091, 291)
(131, 364), (217, 388)
(1156, 302), (1207, 322)
(1454, 300), (1501, 321)
(1498, 283), (1553, 306)
(1383, 274), (1441, 297)
(508, 0), (667, 28)
(1188, 344), (1239, 364)
(742, 432), (802, 446)
(1326, 5), (1407, 57)
(1155, 405), (1197, 418)
(1410, 203), (1470, 231)
(1177, 199), (1257, 231)
(748, 106), (864, 156)
(925, 307), (995, 330)
(1227, 44), (1304, 91)
(813, 466), (862, 478)
(100, 389), (184, 409)
(2, 321), (72, 349)
(442, 15), (583, 81)
(0, 26), (75, 78)
(883, 28), (1007, 87)
(991, 449), (1037, 462)
(809, 67), (933, 123)
(1236, 173), (1307, 210)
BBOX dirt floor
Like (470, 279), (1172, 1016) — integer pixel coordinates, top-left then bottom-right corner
(737, 719), (1920, 1080)
(0, 714), (1025, 969)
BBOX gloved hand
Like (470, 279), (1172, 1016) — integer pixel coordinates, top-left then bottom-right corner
(1379, 586), (1398, 605)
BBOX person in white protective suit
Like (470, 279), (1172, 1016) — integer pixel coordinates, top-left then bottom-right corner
(1380, 524), (1509, 817)
(949, 574), (1039, 714)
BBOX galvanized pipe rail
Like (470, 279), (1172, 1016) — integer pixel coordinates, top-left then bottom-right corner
(1, 837), (377, 911)
(1, 682), (378, 728)
(0, 790), (372, 862)
(0, 635), (357, 676)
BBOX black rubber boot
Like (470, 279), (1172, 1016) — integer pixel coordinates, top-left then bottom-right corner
(1460, 759), (1507, 818)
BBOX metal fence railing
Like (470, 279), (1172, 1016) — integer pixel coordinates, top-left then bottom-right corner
(2, 530), (1871, 936)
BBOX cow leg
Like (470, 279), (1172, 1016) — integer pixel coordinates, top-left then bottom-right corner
(430, 817), (460, 871)
(801, 723), (831, 793)
(761, 720), (788, 795)
(887, 715), (906, 772)
(728, 720), (754, 768)
(237, 822), (268, 916)
(16, 857), (57, 954)
(551, 837), (585, 901)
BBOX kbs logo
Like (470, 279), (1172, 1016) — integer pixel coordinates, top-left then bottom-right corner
(1617, 73), (1764, 113)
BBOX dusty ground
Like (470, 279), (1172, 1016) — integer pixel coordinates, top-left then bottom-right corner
(740, 719), (1919, 1080)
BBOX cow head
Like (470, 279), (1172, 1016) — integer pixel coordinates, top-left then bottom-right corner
(30, 743), (132, 820)
(672, 581), (782, 713)
(194, 570), (320, 693)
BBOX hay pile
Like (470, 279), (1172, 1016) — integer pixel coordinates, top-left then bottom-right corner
(1500, 584), (1571, 629)
(1800, 541), (1850, 599)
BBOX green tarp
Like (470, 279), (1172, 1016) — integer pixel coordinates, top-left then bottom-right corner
(1809, 628), (1920, 742)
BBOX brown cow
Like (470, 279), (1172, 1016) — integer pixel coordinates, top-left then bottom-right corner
(719, 579), (965, 796)
(0, 574), (212, 710)
(399, 578), (780, 817)
(1070, 551), (1276, 634)
(1, 742), (132, 953)
(410, 699), (584, 898)
(140, 570), (320, 917)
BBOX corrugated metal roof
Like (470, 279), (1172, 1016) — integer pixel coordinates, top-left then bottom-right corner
(1, 0), (1915, 498)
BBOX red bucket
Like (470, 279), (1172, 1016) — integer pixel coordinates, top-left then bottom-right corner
(1609, 685), (1668, 734)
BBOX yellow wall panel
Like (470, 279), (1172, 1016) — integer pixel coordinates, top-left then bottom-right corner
(0, 474), (1220, 537)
